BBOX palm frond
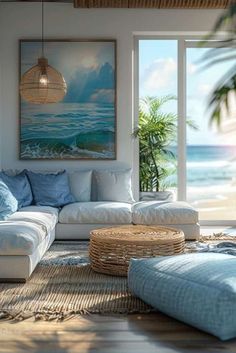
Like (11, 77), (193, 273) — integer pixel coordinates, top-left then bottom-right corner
(202, 3), (236, 43)
(186, 118), (199, 131)
(134, 95), (197, 192)
(209, 73), (236, 127)
(200, 2), (236, 127)
(200, 53), (236, 70)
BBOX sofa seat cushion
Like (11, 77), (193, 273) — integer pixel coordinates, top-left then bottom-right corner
(132, 201), (198, 225)
(0, 206), (58, 256)
(59, 202), (132, 224)
(128, 253), (236, 341)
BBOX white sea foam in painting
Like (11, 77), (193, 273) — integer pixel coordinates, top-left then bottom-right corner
(20, 102), (115, 159)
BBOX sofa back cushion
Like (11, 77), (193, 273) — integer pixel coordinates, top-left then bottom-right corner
(26, 170), (75, 207)
(0, 171), (33, 209)
(94, 169), (135, 203)
(0, 180), (18, 220)
(69, 170), (92, 202)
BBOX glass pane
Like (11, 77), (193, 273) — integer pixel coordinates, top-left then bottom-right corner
(186, 47), (236, 221)
(139, 40), (178, 197)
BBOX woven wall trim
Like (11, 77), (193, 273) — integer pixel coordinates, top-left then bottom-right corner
(74, 0), (232, 8)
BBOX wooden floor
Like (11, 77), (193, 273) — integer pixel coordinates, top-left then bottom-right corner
(0, 313), (236, 353)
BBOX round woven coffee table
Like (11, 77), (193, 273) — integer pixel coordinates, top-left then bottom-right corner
(89, 225), (185, 276)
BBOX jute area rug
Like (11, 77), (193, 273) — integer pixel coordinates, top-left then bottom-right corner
(0, 233), (235, 322)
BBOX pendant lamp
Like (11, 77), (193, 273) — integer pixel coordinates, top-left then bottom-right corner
(20, 0), (67, 104)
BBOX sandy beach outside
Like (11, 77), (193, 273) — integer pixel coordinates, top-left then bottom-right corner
(188, 183), (236, 221)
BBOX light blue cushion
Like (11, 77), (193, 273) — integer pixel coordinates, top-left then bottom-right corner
(69, 170), (92, 202)
(94, 169), (135, 203)
(0, 180), (18, 220)
(26, 170), (75, 207)
(128, 253), (236, 341)
(0, 171), (33, 209)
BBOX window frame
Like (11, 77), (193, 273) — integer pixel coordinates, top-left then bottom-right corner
(134, 34), (236, 226)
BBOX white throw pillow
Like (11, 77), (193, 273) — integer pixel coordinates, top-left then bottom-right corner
(94, 169), (135, 203)
(69, 170), (92, 202)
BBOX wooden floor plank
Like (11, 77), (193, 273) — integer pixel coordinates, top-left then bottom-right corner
(0, 314), (236, 353)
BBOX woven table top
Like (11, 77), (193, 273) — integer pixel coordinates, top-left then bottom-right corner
(90, 225), (184, 244)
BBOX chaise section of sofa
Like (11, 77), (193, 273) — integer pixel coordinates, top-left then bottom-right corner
(0, 206), (58, 281)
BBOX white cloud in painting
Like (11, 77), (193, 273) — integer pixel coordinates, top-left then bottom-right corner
(90, 89), (115, 104)
(50, 42), (114, 80)
(142, 58), (177, 92)
(21, 41), (115, 79)
(21, 41), (115, 104)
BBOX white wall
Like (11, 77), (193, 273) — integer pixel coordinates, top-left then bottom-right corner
(0, 54), (2, 171)
(0, 3), (4, 170)
(0, 3), (221, 197)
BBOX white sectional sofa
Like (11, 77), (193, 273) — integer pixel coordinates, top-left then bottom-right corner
(0, 169), (200, 281)
(56, 200), (199, 240)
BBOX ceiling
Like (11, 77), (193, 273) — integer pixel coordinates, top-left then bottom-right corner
(74, 0), (232, 8)
(0, 0), (71, 2)
(0, 0), (233, 7)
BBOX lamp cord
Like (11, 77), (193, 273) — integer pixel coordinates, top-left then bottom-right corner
(42, 0), (44, 58)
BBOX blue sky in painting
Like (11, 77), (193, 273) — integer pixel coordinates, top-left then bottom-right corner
(21, 41), (115, 104)
(139, 40), (235, 146)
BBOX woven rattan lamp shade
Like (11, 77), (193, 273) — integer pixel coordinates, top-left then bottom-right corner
(20, 57), (67, 104)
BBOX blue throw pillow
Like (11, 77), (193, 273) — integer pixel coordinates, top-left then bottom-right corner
(26, 170), (75, 207)
(0, 171), (33, 209)
(0, 180), (18, 220)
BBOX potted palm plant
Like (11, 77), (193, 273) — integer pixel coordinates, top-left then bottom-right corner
(134, 95), (197, 201)
(133, 96), (177, 201)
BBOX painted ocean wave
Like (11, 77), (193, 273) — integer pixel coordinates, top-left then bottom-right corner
(21, 130), (115, 159)
(20, 102), (115, 159)
(22, 124), (114, 139)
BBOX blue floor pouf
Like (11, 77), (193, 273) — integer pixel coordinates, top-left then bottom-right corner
(128, 253), (236, 340)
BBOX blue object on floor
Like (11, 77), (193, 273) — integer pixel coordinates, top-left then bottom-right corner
(128, 253), (236, 341)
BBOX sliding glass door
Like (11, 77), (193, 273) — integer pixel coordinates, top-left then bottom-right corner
(186, 46), (236, 221)
(138, 37), (236, 223)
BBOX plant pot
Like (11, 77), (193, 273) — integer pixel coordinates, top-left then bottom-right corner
(139, 191), (175, 202)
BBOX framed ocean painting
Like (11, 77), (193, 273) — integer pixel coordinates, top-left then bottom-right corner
(19, 39), (117, 160)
